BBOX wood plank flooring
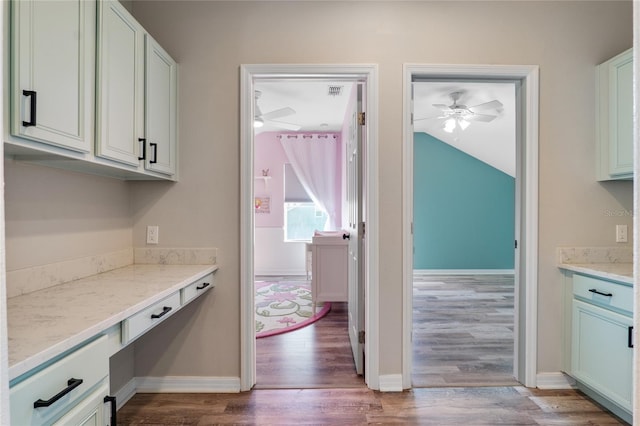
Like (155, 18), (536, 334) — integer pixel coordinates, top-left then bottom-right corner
(412, 274), (519, 388)
(117, 386), (627, 425)
(255, 276), (363, 388)
(117, 274), (628, 425)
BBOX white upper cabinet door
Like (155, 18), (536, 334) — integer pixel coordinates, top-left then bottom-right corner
(145, 35), (178, 176)
(96, 0), (144, 166)
(608, 52), (633, 177)
(11, 0), (95, 152)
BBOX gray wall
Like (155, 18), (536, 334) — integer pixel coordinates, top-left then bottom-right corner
(4, 1), (633, 382)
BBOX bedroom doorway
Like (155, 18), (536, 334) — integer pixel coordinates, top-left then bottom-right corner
(411, 80), (518, 388)
(402, 64), (540, 389)
(240, 65), (379, 391)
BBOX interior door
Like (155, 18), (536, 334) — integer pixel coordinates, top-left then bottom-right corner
(347, 83), (365, 375)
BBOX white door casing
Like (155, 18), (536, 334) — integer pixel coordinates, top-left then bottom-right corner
(240, 64), (379, 391)
(402, 64), (539, 388)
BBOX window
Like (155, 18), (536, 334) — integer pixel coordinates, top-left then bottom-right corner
(284, 203), (327, 242)
(284, 163), (326, 242)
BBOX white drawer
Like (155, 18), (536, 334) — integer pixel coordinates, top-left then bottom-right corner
(573, 274), (632, 314)
(181, 273), (215, 305)
(122, 291), (181, 344)
(10, 335), (109, 425)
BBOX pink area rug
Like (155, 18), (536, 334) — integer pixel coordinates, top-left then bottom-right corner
(255, 280), (331, 338)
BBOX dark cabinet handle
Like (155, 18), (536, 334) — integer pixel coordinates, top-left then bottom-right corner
(138, 138), (146, 160)
(151, 306), (172, 319)
(33, 378), (83, 408)
(22, 90), (37, 127)
(629, 326), (634, 348)
(588, 288), (613, 297)
(150, 142), (158, 164)
(343, 233), (350, 240)
(196, 282), (210, 290)
(104, 395), (117, 425)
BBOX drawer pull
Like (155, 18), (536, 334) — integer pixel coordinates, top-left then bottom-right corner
(196, 282), (210, 290)
(33, 378), (83, 408)
(151, 306), (172, 319)
(588, 288), (613, 297)
(104, 395), (117, 426)
(629, 326), (634, 348)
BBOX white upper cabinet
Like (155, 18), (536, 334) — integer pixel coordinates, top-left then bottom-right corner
(96, 0), (145, 166)
(96, 0), (177, 178)
(596, 48), (633, 181)
(144, 35), (178, 176)
(10, 0), (95, 152)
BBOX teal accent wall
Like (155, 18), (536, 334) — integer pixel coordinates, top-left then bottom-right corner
(413, 132), (515, 270)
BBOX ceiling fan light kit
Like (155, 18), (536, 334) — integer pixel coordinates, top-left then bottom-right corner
(254, 90), (302, 131)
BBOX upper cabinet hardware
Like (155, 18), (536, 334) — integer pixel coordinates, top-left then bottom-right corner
(33, 378), (83, 408)
(150, 306), (172, 319)
(150, 142), (158, 164)
(196, 283), (210, 290)
(138, 138), (146, 160)
(628, 326), (634, 348)
(343, 233), (350, 240)
(22, 90), (37, 127)
(588, 288), (613, 297)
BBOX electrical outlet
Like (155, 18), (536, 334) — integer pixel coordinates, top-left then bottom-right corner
(616, 224), (628, 243)
(147, 225), (159, 244)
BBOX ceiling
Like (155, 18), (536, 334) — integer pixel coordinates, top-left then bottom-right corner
(254, 80), (516, 177)
(254, 81), (354, 133)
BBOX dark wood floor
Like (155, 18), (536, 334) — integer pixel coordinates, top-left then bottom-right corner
(412, 274), (519, 387)
(118, 386), (627, 425)
(117, 274), (627, 424)
(256, 301), (364, 388)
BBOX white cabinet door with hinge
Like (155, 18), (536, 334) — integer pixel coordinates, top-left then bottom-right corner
(607, 51), (633, 177)
(572, 299), (633, 411)
(96, 0), (144, 166)
(11, 0), (95, 152)
(145, 35), (177, 176)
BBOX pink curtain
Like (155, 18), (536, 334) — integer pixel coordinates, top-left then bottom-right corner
(280, 134), (341, 230)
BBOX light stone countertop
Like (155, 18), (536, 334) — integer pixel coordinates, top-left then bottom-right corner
(7, 264), (217, 381)
(557, 262), (633, 285)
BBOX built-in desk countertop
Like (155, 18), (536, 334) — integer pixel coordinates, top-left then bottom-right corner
(557, 262), (632, 285)
(8, 264), (217, 381)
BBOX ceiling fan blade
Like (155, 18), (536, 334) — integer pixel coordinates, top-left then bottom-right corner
(261, 107), (296, 121)
(266, 120), (301, 131)
(432, 104), (453, 112)
(467, 113), (497, 122)
(469, 100), (503, 111)
(414, 115), (447, 122)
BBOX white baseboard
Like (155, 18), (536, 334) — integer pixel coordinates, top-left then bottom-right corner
(414, 269), (515, 276)
(536, 372), (576, 389)
(135, 376), (241, 393)
(114, 378), (138, 410)
(378, 374), (404, 392)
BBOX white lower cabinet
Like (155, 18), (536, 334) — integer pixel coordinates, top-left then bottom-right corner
(10, 335), (115, 425)
(570, 275), (633, 422)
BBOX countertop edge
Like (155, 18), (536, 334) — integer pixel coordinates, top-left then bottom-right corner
(558, 263), (633, 285)
(8, 264), (218, 381)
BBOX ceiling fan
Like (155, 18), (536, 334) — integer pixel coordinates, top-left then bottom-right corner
(254, 90), (301, 131)
(415, 91), (503, 133)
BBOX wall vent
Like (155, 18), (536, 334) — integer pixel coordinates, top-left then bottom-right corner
(327, 85), (343, 97)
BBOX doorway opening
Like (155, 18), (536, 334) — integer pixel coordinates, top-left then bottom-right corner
(240, 65), (380, 391)
(402, 64), (540, 389)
